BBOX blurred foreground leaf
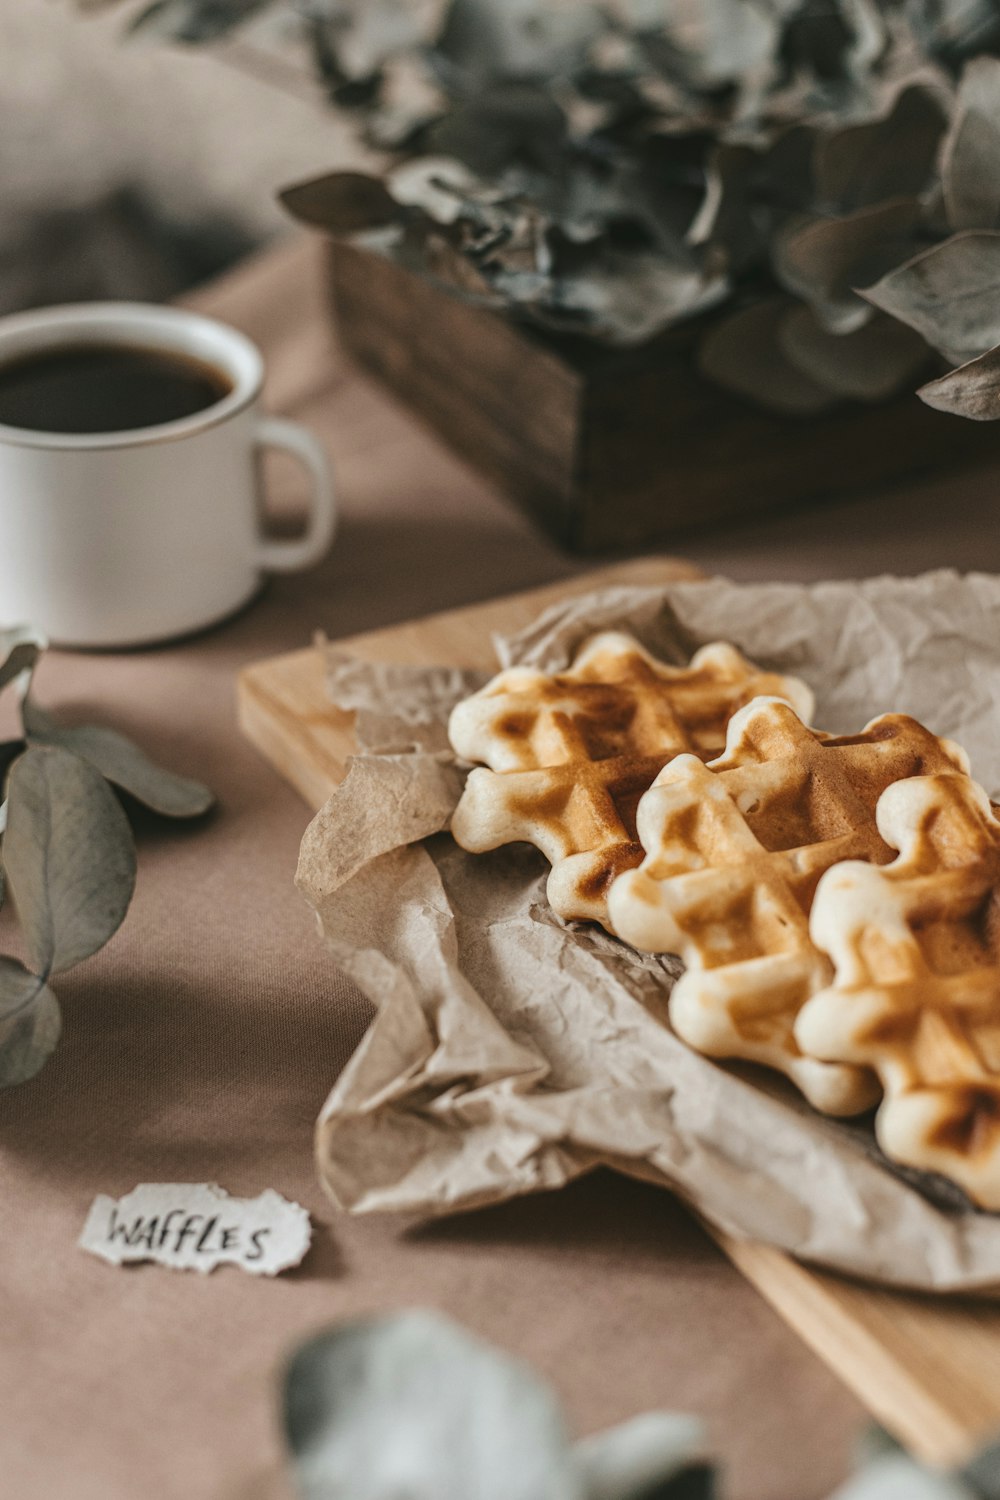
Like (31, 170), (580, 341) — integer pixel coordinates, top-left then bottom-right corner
(128, 0), (270, 43)
(285, 1310), (578, 1500)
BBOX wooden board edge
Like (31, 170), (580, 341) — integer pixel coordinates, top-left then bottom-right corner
(237, 556), (707, 810)
(237, 649), (348, 812)
(714, 1234), (978, 1469)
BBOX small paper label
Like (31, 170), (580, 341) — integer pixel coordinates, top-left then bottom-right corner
(79, 1183), (312, 1276)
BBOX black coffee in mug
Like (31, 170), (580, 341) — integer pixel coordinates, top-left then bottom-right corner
(0, 342), (233, 434)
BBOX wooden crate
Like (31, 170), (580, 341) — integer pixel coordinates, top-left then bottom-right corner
(329, 242), (1000, 554)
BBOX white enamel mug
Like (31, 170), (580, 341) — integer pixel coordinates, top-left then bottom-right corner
(0, 302), (337, 647)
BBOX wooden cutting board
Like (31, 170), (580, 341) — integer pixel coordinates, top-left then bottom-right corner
(238, 555), (1000, 1470)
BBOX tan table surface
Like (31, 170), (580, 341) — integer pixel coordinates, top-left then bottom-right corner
(9, 233), (1000, 1500)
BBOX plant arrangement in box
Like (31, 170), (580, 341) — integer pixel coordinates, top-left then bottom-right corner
(88, 0), (1000, 420)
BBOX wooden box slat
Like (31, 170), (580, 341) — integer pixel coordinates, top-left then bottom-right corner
(330, 244), (1000, 552)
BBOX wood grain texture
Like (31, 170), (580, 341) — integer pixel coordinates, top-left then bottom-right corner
(238, 556), (703, 807)
(330, 243), (1000, 554)
(238, 555), (1000, 1471)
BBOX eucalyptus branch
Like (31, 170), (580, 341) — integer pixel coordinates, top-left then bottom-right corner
(0, 628), (213, 1087)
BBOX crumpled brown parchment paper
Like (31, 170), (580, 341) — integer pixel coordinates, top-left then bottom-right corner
(297, 570), (1000, 1291)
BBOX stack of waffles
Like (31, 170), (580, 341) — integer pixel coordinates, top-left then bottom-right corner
(448, 631), (1000, 1211)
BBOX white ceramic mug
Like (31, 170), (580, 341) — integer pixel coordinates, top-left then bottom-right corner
(0, 301), (337, 647)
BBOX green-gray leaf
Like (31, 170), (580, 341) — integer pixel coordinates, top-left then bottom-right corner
(861, 231), (1000, 363)
(815, 86), (947, 214)
(280, 173), (401, 235)
(774, 197), (922, 333)
(0, 625), (46, 699)
(424, 86), (567, 177)
(23, 701), (213, 818)
(778, 305), (931, 400)
(827, 1451), (973, 1498)
(4, 746), (136, 976)
(128, 0), (269, 43)
(942, 58), (1000, 232)
(698, 297), (838, 414)
(284, 1310), (579, 1500)
(574, 1413), (711, 1499)
(436, 0), (601, 86)
(918, 343), (1000, 419)
(0, 957), (60, 1087)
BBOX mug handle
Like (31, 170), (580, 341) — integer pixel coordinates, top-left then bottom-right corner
(254, 416), (337, 572)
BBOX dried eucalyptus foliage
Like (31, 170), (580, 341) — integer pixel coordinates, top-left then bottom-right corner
(91, 0), (1000, 417)
(281, 1309), (1000, 1500)
(284, 1309), (712, 1500)
(0, 628), (213, 1088)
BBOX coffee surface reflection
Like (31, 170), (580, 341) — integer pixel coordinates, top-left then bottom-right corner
(0, 343), (233, 435)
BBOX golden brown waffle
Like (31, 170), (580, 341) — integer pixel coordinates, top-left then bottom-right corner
(606, 698), (970, 1116)
(798, 773), (1000, 1208)
(448, 632), (814, 927)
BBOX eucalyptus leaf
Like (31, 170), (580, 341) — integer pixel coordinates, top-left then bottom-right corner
(22, 701), (214, 818)
(814, 85), (947, 212)
(307, 0), (442, 84)
(280, 172), (402, 234)
(917, 341), (1000, 418)
(435, 0), (602, 86)
(960, 1433), (1000, 1500)
(861, 229), (1000, 360)
(774, 196), (922, 332)
(0, 957), (60, 1088)
(941, 56), (1000, 230)
(778, 304), (931, 398)
(903, 0), (1000, 73)
(0, 626), (46, 700)
(652, 0), (780, 93)
(128, 0), (270, 42)
(779, 0), (886, 90)
(698, 296), (839, 413)
(536, 249), (729, 344)
(0, 737), (25, 903)
(285, 1310), (579, 1500)
(687, 142), (760, 267)
(3, 746), (136, 977)
(574, 1413), (711, 1500)
(827, 1452), (974, 1499)
(424, 85), (567, 177)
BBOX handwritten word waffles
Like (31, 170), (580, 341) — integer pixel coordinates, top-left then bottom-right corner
(448, 632), (813, 927)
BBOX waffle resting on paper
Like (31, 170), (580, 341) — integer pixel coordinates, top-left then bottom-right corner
(798, 773), (1000, 1209)
(606, 697), (970, 1117)
(448, 632), (814, 928)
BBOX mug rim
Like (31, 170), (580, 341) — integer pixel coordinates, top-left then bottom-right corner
(0, 301), (264, 450)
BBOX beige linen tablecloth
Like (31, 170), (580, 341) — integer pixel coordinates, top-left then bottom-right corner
(7, 235), (1000, 1500)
